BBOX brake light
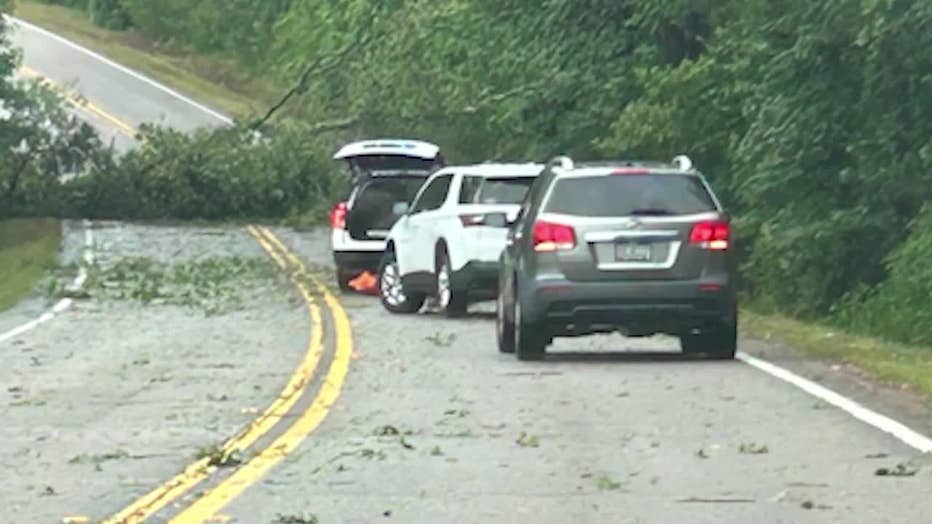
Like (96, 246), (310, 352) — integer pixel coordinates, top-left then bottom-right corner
(533, 221), (576, 252)
(330, 201), (347, 230)
(689, 220), (729, 250)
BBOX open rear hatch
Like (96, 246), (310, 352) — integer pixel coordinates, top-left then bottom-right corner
(334, 140), (443, 241)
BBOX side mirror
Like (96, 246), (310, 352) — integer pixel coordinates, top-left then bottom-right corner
(484, 212), (508, 228)
(392, 202), (410, 215)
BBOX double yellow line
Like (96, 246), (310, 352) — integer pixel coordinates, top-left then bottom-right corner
(102, 226), (353, 523)
(18, 64), (138, 138)
(21, 63), (350, 522)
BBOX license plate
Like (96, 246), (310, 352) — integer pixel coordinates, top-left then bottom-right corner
(615, 242), (652, 262)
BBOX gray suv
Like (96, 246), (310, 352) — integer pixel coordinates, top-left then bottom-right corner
(496, 155), (737, 361)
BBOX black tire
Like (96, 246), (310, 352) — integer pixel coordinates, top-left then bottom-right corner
(515, 296), (547, 361)
(496, 285), (515, 354)
(435, 247), (468, 317)
(680, 316), (737, 360)
(378, 251), (425, 314)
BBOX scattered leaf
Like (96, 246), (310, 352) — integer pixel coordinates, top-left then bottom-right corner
(68, 450), (129, 466)
(195, 445), (242, 467)
(399, 436), (415, 450)
(597, 476), (622, 491)
(516, 432), (540, 448)
(375, 425), (401, 436)
(738, 443), (769, 455)
(274, 513), (318, 524)
(875, 463), (919, 477)
(425, 332), (456, 347)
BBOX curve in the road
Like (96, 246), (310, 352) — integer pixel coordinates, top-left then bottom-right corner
(4, 15), (233, 127)
(102, 226), (332, 524)
(18, 65), (138, 138)
(0, 219), (93, 345)
(10, 17), (931, 520)
(167, 226), (355, 523)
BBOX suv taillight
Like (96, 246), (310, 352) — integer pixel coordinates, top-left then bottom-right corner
(533, 221), (576, 252)
(330, 201), (347, 230)
(689, 220), (729, 250)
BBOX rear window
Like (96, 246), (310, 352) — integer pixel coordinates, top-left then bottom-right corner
(355, 178), (425, 210)
(459, 177), (534, 205)
(545, 174), (717, 217)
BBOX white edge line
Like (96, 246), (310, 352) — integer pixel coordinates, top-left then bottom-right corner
(0, 219), (94, 344)
(737, 351), (932, 453)
(2, 14), (234, 126)
(8, 11), (929, 459)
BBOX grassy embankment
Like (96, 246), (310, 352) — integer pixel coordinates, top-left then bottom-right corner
(13, 1), (932, 400)
(0, 219), (61, 312)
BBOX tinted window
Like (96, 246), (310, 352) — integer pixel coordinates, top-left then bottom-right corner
(459, 176), (483, 204)
(545, 174), (716, 217)
(412, 174), (453, 213)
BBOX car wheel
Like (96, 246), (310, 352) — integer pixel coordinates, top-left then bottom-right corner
(378, 251), (425, 314)
(515, 296), (547, 361)
(436, 248), (468, 317)
(496, 285), (515, 354)
(679, 316), (737, 360)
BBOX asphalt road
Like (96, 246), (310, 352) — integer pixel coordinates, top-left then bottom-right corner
(6, 16), (229, 152)
(2, 16), (930, 524)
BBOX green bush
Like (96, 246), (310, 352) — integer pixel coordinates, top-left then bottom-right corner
(87, 0), (131, 30)
(835, 205), (932, 346)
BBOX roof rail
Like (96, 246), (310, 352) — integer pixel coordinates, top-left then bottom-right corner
(548, 155), (574, 170)
(671, 154), (694, 172)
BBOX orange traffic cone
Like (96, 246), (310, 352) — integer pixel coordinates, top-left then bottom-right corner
(348, 271), (379, 295)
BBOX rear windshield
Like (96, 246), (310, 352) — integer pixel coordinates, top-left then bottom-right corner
(355, 177), (425, 209)
(345, 177), (427, 237)
(461, 177), (534, 205)
(545, 174), (717, 217)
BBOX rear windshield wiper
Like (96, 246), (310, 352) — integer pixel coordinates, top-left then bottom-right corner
(629, 208), (676, 216)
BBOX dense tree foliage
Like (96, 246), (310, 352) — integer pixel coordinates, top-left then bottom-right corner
(9, 0), (932, 345)
(0, 4), (104, 216)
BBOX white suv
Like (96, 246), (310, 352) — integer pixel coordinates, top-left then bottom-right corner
(378, 163), (542, 316)
(330, 139), (444, 290)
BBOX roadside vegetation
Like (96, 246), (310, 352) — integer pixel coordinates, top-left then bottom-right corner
(5, 1), (932, 390)
(0, 219), (61, 311)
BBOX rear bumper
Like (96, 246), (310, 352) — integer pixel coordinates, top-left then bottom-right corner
(332, 229), (384, 272)
(333, 250), (384, 273)
(523, 278), (735, 334)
